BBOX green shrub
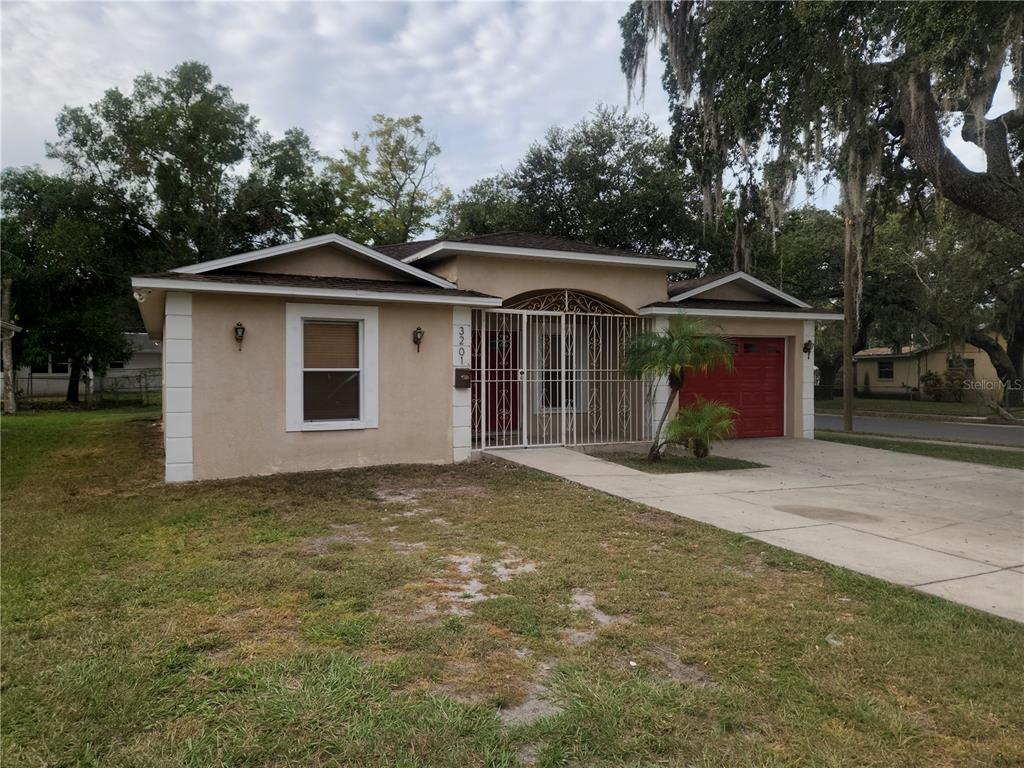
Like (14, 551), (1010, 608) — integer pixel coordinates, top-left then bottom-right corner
(921, 370), (945, 401)
(665, 397), (737, 458)
(943, 366), (969, 403)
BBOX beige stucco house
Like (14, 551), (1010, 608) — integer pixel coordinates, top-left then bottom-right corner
(131, 233), (841, 482)
(854, 337), (1004, 400)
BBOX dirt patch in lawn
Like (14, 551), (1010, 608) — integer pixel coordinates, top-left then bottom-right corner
(387, 540), (427, 554)
(303, 524), (372, 554)
(493, 556), (539, 582)
(432, 555), (491, 616)
(564, 588), (623, 645)
(498, 676), (562, 725)
(375, 482), (494, 503)
(650, 645), (717, 687)
(374, 489), (421, 504)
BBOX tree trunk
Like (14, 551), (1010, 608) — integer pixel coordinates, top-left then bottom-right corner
(1, 279), (16, 414)
(817, 357), (838, 390)
(65, 359), (81, 404)
(968, 331), (1021, 407)
(842, 242), (855, 431)
(899, 72), (1024, 238)
(648, 384), (680, 461)
(1006, 335), (1024, 408)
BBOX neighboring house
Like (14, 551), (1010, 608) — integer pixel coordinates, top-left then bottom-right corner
(12, 332), (162, 399)
(854, 336), (1003, 400)
(130, 232), (841, 482)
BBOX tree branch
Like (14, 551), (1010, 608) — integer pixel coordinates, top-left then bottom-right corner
(968, 329), (1018, 387)
(898, 72), (1024, 237)
(960, 111), (1019, 180)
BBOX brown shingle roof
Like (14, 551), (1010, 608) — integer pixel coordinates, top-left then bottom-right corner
(666, 271), (738, 296)
(375, 232), (676, 261)
(136, 271), (498, 299)
(373, 239), (442, 260)
(854, 345), (922, 359)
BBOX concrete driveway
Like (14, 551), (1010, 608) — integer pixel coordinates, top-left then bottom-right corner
(490, 439), (1024, 622)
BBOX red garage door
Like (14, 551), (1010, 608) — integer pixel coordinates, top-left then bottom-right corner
(680, 337), (786, 438)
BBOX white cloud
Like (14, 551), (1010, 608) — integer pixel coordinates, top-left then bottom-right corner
(1, 0), (670, 195)
(8, 0), (999, 216)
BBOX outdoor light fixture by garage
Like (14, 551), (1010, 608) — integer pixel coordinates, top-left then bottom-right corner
(234, 322), (246, 351)
(412, 326), (425, 352)
(803, 340), (814, 359)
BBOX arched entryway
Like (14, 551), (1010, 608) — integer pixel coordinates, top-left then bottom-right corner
(471, 289), (654, 449)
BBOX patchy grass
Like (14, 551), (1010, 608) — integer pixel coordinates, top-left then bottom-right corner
(600, 451), (766, 474)
(817, 430), (1024, 470)
(2, 409), (1023, 767)
(815, 396), (1023, 418)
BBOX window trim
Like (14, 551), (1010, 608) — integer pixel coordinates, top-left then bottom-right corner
(286, 303), (379, 432)
(877, 360), (894, 380)
(948, 356), (976, 377)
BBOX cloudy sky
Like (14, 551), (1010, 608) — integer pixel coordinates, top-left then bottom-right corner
(2, 2), (677, 194)
(1, 1), (1010, 211)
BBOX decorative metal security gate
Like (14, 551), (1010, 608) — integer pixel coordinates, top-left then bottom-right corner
(471, 291), (654, 449)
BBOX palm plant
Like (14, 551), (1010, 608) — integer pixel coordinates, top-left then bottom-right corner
(622, 315), (735, 460)
(665, 397), (738, 458)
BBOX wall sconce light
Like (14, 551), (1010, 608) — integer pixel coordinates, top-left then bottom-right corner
(412, 326), (425, 352)
(234, 322), (246, 351)
(803, 340), (814, 359)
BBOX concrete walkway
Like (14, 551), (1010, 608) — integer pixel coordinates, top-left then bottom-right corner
(488, 439), (1024, 622)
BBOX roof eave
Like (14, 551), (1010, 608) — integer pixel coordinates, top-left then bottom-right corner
(639, 305), (843, 321)
(130, 276), (502, 307)
(854, 352), (919, 360)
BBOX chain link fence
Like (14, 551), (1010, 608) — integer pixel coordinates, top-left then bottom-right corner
(12, 368), (161, 407)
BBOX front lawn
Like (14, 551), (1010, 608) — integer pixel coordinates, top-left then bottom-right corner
(600, 451), (765, 474)
(816, 430), (1024, 470)
(3, 409), (1023, 767)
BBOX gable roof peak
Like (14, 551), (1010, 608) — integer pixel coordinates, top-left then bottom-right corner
(168, 233), (455, 289)
(668, 270), (810, 309)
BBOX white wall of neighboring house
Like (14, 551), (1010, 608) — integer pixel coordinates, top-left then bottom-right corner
(11, 333), (162, 399)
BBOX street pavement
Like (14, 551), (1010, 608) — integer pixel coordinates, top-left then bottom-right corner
(815, 414), (1024, 447)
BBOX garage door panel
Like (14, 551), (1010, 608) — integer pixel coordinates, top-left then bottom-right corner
(680, 336), (785, 438)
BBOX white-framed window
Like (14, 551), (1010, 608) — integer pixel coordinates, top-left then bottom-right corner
(29, 356), (70, 375)
(948, 356), (975, 378)
(286, 303), (379, 432)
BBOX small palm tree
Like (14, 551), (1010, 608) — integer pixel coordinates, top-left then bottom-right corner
(623, 316), (735, 460)
(665, 397), (738, 458)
